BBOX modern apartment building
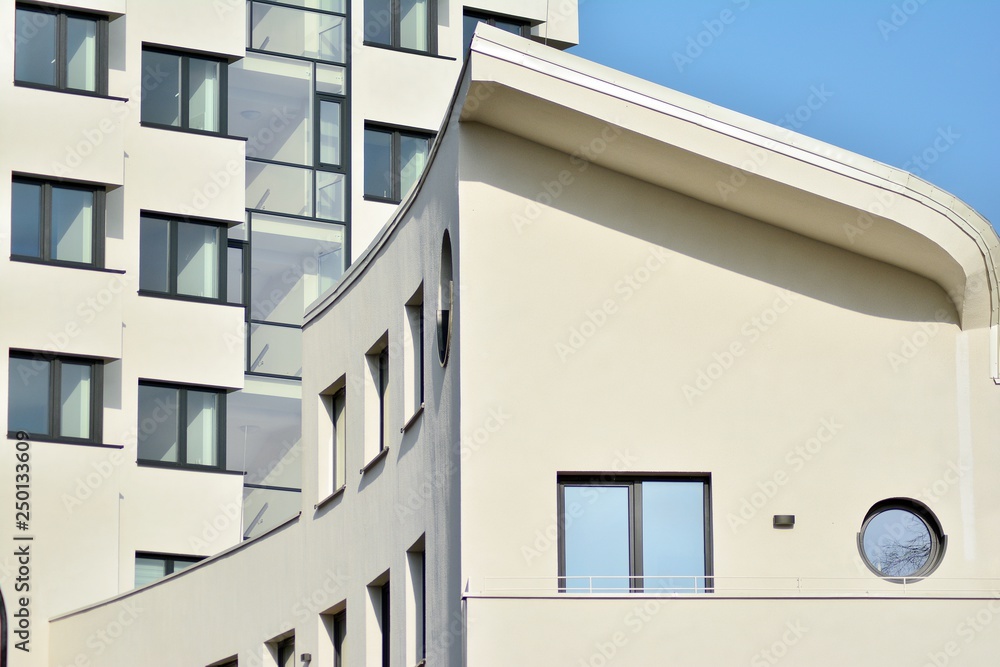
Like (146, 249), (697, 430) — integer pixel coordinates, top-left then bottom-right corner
(0, 1), (577, 665)
(46, 24), (1000, 667)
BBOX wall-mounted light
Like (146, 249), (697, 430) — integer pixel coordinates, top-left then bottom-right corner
(773, 514), (795, 528)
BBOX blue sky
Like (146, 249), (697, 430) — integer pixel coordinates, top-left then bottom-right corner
(570, 1), (1000, 227)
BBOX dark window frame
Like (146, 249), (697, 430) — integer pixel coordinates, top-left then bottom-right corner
(7, 351), (103, 444)
(140, 46), (229, 136)
(380, 580), (390, 667)
(276, 636), (295, 666)
(363, 123), (434, 204)
(136, 381), (227, 472)
(315, 93), (347, 170)
(135, 551), (204, 585)
(11, 176), (106, 268)
(332, 610), (346, 667)
(463, 9), (530, 50)
(363, 0), (437, 55)
(14, 3), (109, 95)
(377, 346), (389, 452)
(139, 213), (228, 304)
(557, 474), (714, 593)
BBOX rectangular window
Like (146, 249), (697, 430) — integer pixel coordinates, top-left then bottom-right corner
(139, 214), (225, 301)
(251, 2), (346, 63)
(276, 637), (295, 667)
(559, 476), (712, 594)
(463, 11), (530, 51)
(380, 581), (390, 667)
(141, 48), (226, 134)
(134, 552), (203, 587)
(14, 4), (107, 94)
(8, 352), (102, 443)
(11, 178), (104, 267)
(332, 387), (347, 488)
(333, 611), (347, 666)
(364, 125), (433, 203)
(406, 542), (425, 664)
(137, 382), (225, 470)
(364, 0), (434, 53)
(318, 96), (344, 167)
(403, 288), (423, 421)
(378, 348), (389, 452)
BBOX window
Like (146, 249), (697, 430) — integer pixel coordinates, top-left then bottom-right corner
(333, 611), (347, 667)
(11, 178), (104, 267)
(858, 498), (946, 581)
(332, 387), (347, 488)
(14, 4), (107, 94)
(318, 96), (344, 168)
(137, 382), (225, 470)
(363, 0), (434, 53)
(8, 352), (102, 443)
(378, 348), (389, 451)
(134, 552), (203, 587)
(276, 637), (295, 667)
(463, 10), (529, 50)
(250, 2), (346, 63)
(437, 231), (452, 365)
(406, 541), (425, 664)
(559, 476), (712, 594)
(139, 214), (225, 301)
(403, 288), (424, 420)
(141, 48), (227, 134)
(363, 125), (432, 203)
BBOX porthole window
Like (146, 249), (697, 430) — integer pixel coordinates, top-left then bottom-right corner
(858, 498), (945, 581)
(437, 230), (453, 366)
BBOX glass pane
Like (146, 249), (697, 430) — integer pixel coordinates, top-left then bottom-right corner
(364, 129), (393, 199)
(51, 187), (94, 263)
(363, 0), (392, 45)
(186, 390), (219, 466)
(242, 485), (301, 539)
(59, 362), (92, 439)
(177, 223), (220, 299)
(14, 9), (56, 86)
(226, 380), (302, 486)
(250, 213), (346, 323)
(134, 557), (167, 587)
(399, 0), (429, 51)
(173, 559), (198, 573)
(138, 385), (179, 463)
(250, 323), (303, 377)
(400, 134), (430, 198)
(141, 51), (181, 126)
(641, 481), (706, 593)
(227, 246), (245, 305)
(229, 55), (313, 165)
(316, 171), (345, 221)
(863, 509), (932, 577)
(66, 17), (98, 91)
(11, 181), (42, 258)
(319, 100), (341, 165)
(246, 161), (313, 217)
(315, 64), (346, 94)
(563, 485), (630, 593)
(463, 15), (481, 51)
(495, 20), (525, 35)
(333, 390), (346, 488)
(8, 357), (50, 435)
(273, 0), (346, 11)
(139, 217), (170, 293)
(188, 58), (220, 132)
(251, 3), (345, 62)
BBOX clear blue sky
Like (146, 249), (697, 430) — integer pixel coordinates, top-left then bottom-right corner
(570, 0), (1000, 227)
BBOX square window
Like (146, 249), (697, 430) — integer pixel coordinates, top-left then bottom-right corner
(559, 476), (712, 594)
(15, 4), (107, 94)
(11, 178), (105, 267)
(364, 125), (433, 203)
(141, 48), (227, 134)
(8, 352), (102, 443)
(139, 214), (225, 302)
(364, 0), (434, 53)
(138, 382), (225, 470)
(134, 552), (203, 587)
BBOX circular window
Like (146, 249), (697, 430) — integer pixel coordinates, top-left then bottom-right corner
(437, 230), (453, 366)
(858, 498), (945, 581)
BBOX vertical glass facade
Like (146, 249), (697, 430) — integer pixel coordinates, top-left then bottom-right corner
(227, 0), (350, 536)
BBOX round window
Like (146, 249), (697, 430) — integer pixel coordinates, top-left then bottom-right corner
(858, 499), (945, 581)
(437, 230), (453, 366)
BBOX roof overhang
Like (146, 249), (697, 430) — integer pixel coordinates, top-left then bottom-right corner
(461, 27), (1000, 344)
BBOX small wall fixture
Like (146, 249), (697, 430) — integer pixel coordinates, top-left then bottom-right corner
(773, 514), (795, 528)
(300, 654), (312, 664)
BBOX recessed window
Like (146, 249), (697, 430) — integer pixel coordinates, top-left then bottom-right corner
(463, 10), (529, 50)
(403, 287), (424, 419)
(139, 214), (225, 302)
(137, 382), (225, 470)
(559, 476), (712, 594)
(332, 611), (346, 666)
(406, 540), (425, 664)
(11, 178), (104, 267)
(437, 230), (452, 366)
(364, 0), (434, 53)
(14, 4), (107, 94)
(8, 352), (102, 443)
(363, 125), (432, 203)
(141, 48), (227, 134)
(858, 498), (945, 580)
(368, 577), (390, 667)
(134, 552), (203, 587)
